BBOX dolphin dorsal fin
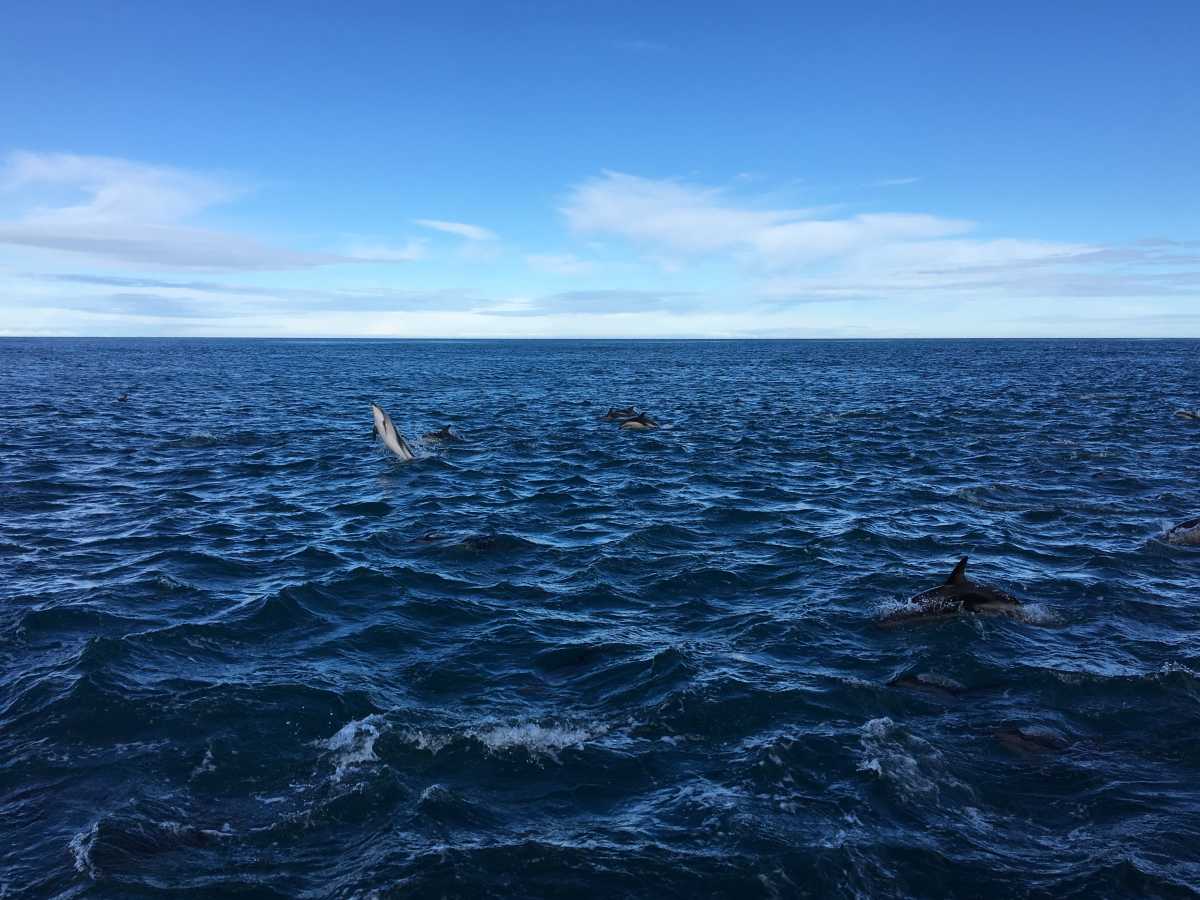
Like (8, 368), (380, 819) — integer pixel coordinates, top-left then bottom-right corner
(945, 557), (969, 585)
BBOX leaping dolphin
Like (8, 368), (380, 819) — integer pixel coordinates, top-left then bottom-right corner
(1165, 517), (1200, 546)
(371, 402), (416, 461)
(880, 557), (1024, 626)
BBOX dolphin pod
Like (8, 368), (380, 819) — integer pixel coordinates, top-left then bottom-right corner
(370, 402), (1198, 553)
(371, 402), (416, 462)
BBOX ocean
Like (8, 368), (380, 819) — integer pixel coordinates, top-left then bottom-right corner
(2, 338), (1198, 898)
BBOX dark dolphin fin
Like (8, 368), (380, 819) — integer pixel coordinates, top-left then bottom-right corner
(945, 556), (969, 585)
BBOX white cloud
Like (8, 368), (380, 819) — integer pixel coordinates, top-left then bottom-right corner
(0, 151), (360, 270)
(413, 218), (497, 241)
(1, 150), (243, 223)
(561, 170), (1093, 286)
(0, 221), (346, 270)
(526, 252), (594, 275)
(344, 238), (428, 262)
(563, 171), (801, 255)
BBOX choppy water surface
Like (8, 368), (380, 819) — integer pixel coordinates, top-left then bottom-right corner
(3, 338), (1199, 899)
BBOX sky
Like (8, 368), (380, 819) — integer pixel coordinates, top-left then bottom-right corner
(1, 1), (1198, 338)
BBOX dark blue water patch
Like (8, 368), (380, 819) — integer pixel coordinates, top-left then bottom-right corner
(2, 338), (1200, 898)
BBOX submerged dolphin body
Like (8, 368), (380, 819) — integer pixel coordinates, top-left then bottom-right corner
(1175, 409), (1200, 420)
(1165, 517), (1200, 546)
(371, 402), (416, 462)
(880, 557), (1024, 626)
(994, 726), (1069, 754)
(423, 426), (462, 443)
(886, 672), (967, 698)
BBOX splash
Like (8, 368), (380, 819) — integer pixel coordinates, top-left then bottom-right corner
(469, 722), (604, 762)
(321, 715), (385, 782)
(856, 717), (971, 804)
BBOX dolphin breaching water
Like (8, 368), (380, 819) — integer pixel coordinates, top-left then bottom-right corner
(880, 557), (1025, 626)
(601, 406), (639, 421)
(1164, 517), (1200, 546)
(1175, 409), (1200, 420)
(371, 402), (416, 462)
(619, 413), (659, 431)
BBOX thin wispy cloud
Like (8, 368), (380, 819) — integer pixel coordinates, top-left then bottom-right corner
(344, 238), (428, 262)
(413, 218), (498, 241)
(1, 150), (243, 223)
(872, 176), (921, 187)
(487, 289), (694, 317)
(526, 252), (594, 275)
(0, 151), (351, 270)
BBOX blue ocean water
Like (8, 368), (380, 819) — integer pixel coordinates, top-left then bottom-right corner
(2, 337), (1199, 899)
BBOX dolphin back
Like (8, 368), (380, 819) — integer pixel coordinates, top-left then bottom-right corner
(371, 403), (416, 461)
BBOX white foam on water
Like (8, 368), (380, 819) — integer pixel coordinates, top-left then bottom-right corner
(1012, 602), (1058, 625)
(189, 744), (216, 780)
(1159, 660), (1199, 679)
(469, 721), (604, 762)
(856, 717), (970, 804)
(397, 728), (453, 755)
(321, 715), (385, 782)
(68, 822), (99, 879)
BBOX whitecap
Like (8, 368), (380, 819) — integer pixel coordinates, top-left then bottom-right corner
(397, 728), (453, 755)
(856, 717), (971, 804)
(68, 822), (99, 879)
(321, 715), (386, 782)
(469, 721), (604, 762)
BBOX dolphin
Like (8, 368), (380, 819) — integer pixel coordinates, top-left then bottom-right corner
(117, 393), (129, 402)
(1175, 409), (1200, 420)
(423, 426), (462, 443)
(880, 557), (1024, 625)
(1165, 516), (1200, 546)
(619, 412), (658, 431)
(371, 402), (416, 461)
(994, 726), (1068, 754)
(601, 406), (639, 421)
(886, 672), (967, 698)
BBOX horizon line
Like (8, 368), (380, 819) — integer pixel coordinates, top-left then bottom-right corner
(2, 335), (1199, 342)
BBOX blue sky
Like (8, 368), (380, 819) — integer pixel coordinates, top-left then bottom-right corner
(1, 1), (1197, 337)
